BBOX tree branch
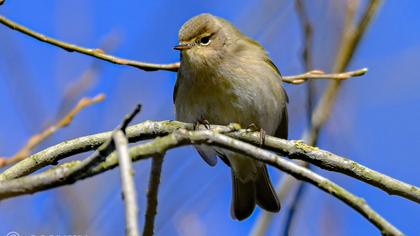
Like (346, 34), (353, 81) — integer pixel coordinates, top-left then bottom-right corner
(143, 155), (164, 236)
(114, 130), (140, 236)
(1, 121), (419, 205)
(280, 0), (316, 235)
(0, 14), (366, 84)
(0, 15), (180, 72)
(282, 67), (367, 84)
(0, 93), (105, 168)
(0, 129), (404, 235)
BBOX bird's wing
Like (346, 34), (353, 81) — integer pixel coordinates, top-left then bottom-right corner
(265, 57), (289, 138)
(274, 87), (289, 139)
(173, 72), (180, 103)
(195, 145), (218, 166)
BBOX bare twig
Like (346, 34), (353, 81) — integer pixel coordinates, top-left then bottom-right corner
(143, 155), (164, 236)
(0, 15), (180, 72)
(0, 129), (404, 235)
(0, 15), (366, 84)
(282, 176), (307, 236)
(114, 131), (140, 236)
(0, 94), (106, 168)
(281, 1), (316, 235)
(1, 121), (419, 205)
(282, 68), (367, 84)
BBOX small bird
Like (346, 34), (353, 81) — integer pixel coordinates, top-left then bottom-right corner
(173, 13), (288, 220)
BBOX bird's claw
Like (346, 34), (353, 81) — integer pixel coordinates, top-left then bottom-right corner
(194, 118), (211, 130)
(246, 123), (266, 147)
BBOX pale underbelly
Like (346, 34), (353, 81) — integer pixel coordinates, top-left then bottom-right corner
(175, 90), (280, 135)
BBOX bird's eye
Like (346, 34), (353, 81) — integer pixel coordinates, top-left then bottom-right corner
(199, 36), (211, 45)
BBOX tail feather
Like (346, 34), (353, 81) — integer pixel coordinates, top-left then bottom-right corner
(231, 171), (256, 221)
(256, 165), (281, 212)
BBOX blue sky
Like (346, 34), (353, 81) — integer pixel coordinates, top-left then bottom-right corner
(0, 1), (419, 235)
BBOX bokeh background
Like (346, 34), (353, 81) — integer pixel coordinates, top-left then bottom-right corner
(0, 0), (419, 235)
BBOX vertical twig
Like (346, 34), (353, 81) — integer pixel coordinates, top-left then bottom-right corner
(143, 155), (164, 236)
(251, 1), (382, 235)
(282, 0), (314, 235)
(282, 177), (307, 236)
(114, 130), (140, 236)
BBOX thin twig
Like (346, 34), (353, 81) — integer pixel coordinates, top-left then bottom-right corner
(0, 14), (366, 84)
(114, 131), (140, 236)
(1, 121), (419, 205)
(0, 15), (180, 72)
(143, 155), (164, 236)
(282, 173), (307, 236)
(282, 68), (367, 84)
(282, 1), (316, 235)
(0, 94), (106, 168)
(0, 129), (404, 235)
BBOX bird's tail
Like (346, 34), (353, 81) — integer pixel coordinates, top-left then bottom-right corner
(231, 171), (256, 221)
(255, 164), (281, 212)
(231, 164), (280, 220)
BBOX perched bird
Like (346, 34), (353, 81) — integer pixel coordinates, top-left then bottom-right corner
(173, 13), (288, 220)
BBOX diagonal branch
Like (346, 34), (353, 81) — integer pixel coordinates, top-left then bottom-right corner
(307, 0), (382, 145)
(0, 93), (106, 168)
(0, 129), (404, 235)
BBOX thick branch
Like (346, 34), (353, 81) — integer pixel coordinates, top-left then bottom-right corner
(0, 129), (403, 235)
(1, 121), (419, 205)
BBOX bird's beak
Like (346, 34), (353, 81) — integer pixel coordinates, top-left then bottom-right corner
(174, 43), (194, 51)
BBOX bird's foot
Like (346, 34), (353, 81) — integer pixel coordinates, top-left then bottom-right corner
(227, 123), (241, 131)
(247, 123), (266, 147)
(194, 118), (211, 130)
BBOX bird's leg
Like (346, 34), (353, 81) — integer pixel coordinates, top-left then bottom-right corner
(247, 123), (266, 147)
(194, 117), (211, 130)
(259, 128), (266, 147)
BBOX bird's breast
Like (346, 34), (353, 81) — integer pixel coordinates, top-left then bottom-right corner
(175, 64), (283, 134)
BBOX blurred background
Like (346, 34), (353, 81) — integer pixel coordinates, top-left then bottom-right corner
(0, 0), (419, 235)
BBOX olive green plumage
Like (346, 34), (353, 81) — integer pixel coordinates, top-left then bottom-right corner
(174, 13), (288, 220)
